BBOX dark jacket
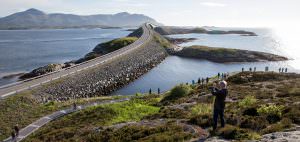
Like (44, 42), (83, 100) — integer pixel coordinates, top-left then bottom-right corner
(211, 88), (227, 110)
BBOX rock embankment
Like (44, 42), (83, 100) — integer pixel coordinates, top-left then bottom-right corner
(155, 26), (257, 36)
(34, 36), (168, 102)
(172, 46), (288, 63)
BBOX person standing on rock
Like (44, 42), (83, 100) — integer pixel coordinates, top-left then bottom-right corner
(210, 80), (228, 131)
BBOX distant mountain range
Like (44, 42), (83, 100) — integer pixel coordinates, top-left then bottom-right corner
(0, 8), (160, 30)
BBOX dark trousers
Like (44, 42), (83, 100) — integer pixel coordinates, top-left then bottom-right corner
(213, 108), (225, 130)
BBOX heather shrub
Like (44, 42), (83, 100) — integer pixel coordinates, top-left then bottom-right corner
(257, 104), (284, 123)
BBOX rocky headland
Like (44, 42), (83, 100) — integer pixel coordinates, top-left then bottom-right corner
(154, 26), (257, 36)
(171, 45), (288, 63)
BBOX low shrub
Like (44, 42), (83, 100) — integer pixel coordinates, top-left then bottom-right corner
(145, 107), (191, 119)
(288, 88), (300, 96)
(283, 106), (300, 124)
(86, 123), (194, 142)
(189, 114), (213, 128)
(238, 95), (257, 108)
(240, 116), (268, 131)
(261, 118), (292, 134)
(190, 103), (213, 116)
(257, 104), (284, 123)
(161, 84), (192, 102)
(218, 125), (261, 140)
(243, 107), (259, 116)
(225, 113), (239, 126)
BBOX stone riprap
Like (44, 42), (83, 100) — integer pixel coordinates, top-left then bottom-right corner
(34, 37), (168, 102)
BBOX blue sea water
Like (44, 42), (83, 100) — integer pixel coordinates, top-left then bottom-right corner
(0, 28), (131, 86)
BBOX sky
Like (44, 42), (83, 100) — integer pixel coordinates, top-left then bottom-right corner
(0, 0), (299, 28)
(0, 0), (300, 60)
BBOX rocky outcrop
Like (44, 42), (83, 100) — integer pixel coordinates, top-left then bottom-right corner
(260, 130), (300, 142)
(20, 64), (65, 79)
(155, 26), (257, 36)
(172, 46), (288, 63)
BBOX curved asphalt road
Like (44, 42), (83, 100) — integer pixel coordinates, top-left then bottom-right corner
(0, 23), (153, 99)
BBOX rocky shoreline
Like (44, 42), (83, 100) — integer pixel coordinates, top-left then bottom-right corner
(33, 35), (168, 103)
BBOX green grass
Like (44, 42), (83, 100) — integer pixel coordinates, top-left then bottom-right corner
(24, 96), (160, 141)
(153, 33), (172, 49)
(190, 103), (213, 116)
(189, 46), (237, 54)
(104, 101), (160, 125)
(94, 37), (138, 53)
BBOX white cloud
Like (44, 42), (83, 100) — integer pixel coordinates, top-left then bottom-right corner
(200, 2), (227, 7)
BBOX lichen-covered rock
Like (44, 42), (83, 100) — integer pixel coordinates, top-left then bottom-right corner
(260, 130), (300, 142)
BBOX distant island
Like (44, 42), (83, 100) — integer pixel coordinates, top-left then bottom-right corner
(172, 45), (288, 63)
(0, 8), (160, 30)
(154, 26), (257, 36)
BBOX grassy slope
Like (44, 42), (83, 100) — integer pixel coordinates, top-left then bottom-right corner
(93, 37), (138, 53)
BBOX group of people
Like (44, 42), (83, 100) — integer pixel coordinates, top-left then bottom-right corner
(217, 72), (229, 80)
(242, 67), (257, 72)
(241, 66), (289, 73)
(10, 125), (19, 141)
(148, 88), (161, 94)
(279, 67), (288, 73)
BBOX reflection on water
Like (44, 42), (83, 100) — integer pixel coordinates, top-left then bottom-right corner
(113, 56), (300, 95)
